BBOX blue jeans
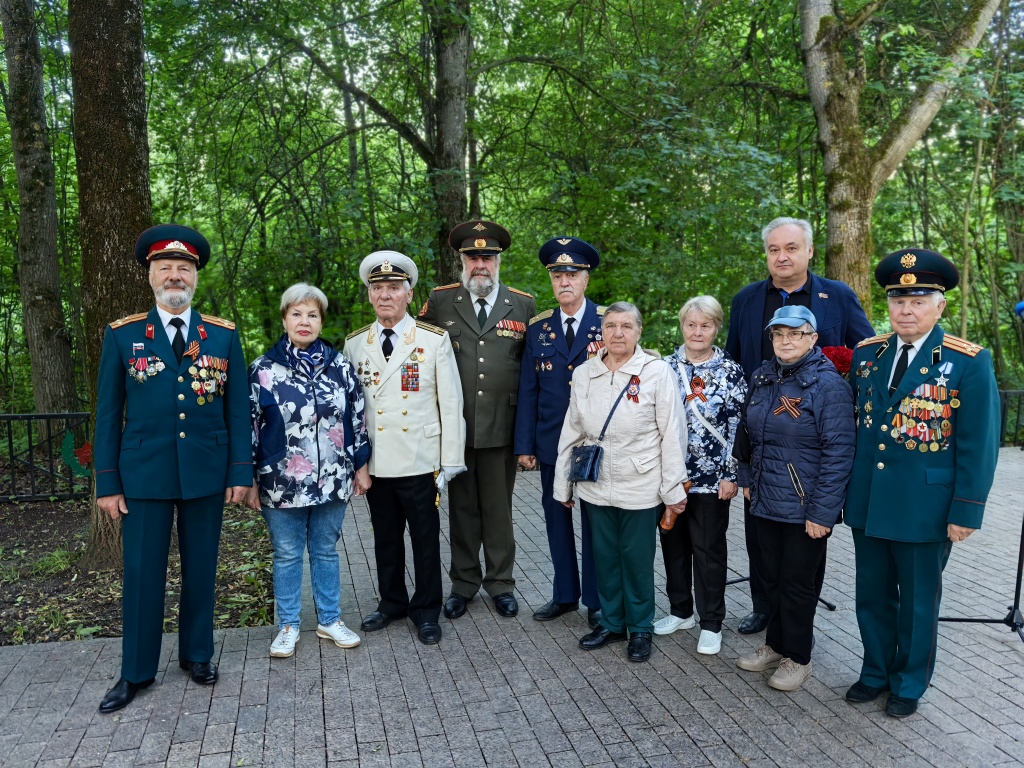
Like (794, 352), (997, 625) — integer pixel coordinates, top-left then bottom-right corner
(262, 501), (346, 629)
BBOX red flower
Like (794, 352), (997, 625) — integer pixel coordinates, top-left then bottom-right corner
(822, 345), (853, 377)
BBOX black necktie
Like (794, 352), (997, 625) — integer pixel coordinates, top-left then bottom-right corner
(564, 317), (575, 348)
(169, 317), (186, 364)
(381, 328), (395, 361)
(889, 343), (913, 395)
(476, 298), (488, 328)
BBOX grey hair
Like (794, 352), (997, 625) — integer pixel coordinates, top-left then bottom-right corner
(280, 283), (328, 317)
(888, 291), (945, 307)
(678, 295), (723, 332)
(769, 322), (816, 334)
(761, 217), (814, 250)
(369, 279), (412, 292)
(603, 301), (643, 328)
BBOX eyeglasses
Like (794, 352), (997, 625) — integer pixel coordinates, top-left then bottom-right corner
(769, 330), (813, 341)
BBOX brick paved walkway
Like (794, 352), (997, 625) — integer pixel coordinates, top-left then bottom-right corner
(2, 449), (1023, 767)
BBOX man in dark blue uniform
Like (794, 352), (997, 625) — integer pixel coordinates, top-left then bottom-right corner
(844, 249), (999, 718)
(94, 225), (252, 713)
(514, 237), (604, 628)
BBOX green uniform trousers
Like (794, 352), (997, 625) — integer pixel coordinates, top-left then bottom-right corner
(852, 528), (952, 700)
(121, 494), (223, 683)
(584, 500), (661, 634)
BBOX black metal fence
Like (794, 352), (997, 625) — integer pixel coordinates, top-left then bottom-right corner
(0, 413), (92, 502)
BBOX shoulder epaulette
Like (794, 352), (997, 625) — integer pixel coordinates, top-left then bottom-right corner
(416, 320), (446, 336)
(596, 305), (607, 315)
(509, 287), (533, 298)
(529, 309), (554, 324)
(108, 312), (148, 329)
(345, 324), (372, 340)
(434, 283), (460, 291)
(199, 314), (236, 330)
(856, 333), (892, 348)
(942, 333), (984, 358)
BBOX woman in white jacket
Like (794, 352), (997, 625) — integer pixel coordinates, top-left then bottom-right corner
(554, 302), (688, 662)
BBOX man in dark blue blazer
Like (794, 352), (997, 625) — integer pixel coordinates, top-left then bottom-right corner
(726, 217), (873, 634)
(93, 225), (252, 713)
(515, 237), (605, 628)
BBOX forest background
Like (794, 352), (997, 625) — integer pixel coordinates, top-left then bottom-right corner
(1, 0), (1023, 420)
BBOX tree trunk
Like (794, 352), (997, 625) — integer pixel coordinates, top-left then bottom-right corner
(69, 0), (153, 570)
(1, 0), (78, 416)
(800, 0), (1003, 310)
(427, 0), (470, 285)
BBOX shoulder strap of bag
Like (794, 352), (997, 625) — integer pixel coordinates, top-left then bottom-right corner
(597, 379), (633, 442)
(674, 356), (728, 448)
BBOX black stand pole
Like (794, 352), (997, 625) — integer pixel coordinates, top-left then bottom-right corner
(726, 574), (838, 612)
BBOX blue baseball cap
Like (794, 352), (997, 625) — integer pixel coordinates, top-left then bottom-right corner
(765, 305), (817, 332)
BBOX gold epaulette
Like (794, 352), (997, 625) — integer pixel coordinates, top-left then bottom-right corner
(434, 283), (460, 291)
(596, 305), (607, 315)
(109, 312), (148, 329)
(943, 333), (984, 358)
(529, 309), (554, 325)
(509, 287), (534, 298)
(200, 314), (236, 330)
(416, 320), (445, 336)
(856, 333), (893, 348)
(345, 324), (372, 340)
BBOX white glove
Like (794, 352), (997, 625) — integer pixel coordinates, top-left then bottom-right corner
(437, 465), (467, 490)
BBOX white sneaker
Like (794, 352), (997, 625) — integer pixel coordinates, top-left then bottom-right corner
(696, 630), (722, 655)
(653, 614), (697, 635)
(270, 625), (299, 658)
(316, 621), (361, 649)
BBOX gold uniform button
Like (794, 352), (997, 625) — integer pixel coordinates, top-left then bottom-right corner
(568, 364), (573, 371)
(179, 413), (186, 420)
(179, 432), (186, 439)
(877, 462), (884, 469)
(402, 427), (408, 432)
(878, 444), (885, 451)
(177, 376), (184, 383)
(377, 409), (383, 414)
(402, 394), (408, 399)
(887, 407), (893, 413)
(378, 426), (384, 431)
(177, 394), (185, 401)
(402, 410), (408, 415)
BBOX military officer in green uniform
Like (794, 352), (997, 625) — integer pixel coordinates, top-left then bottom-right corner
(94, 225), (252, 713)
(844, 249), (999, 718)
(419, 220), (536, 619)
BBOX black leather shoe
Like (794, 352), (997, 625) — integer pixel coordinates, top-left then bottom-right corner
(98, 677), (153, 713)
(493, 592), (518, 617)
(627, 632), (653, 662)
(587, 608), (602, 630)
(178, 660), (218, 685)
(361, 610), (405, 632)
(738, 611), (768, 634)
(417, 621), (442, 645)
(579, 626), (627, 650)
(443, 594), (468, 619)
(846, 680), (886, 703)
(533, 600), (578, 621)
(885, 695), (918, 718)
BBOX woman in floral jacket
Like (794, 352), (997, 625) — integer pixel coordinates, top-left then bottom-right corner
(657, 296), (747, 656)
(248, 284), (371, 658)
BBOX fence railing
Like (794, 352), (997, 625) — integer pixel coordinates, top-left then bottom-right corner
(0, 413), (92, 502)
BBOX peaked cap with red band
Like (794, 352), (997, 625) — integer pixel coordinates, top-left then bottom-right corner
(134, 224), (211, 269)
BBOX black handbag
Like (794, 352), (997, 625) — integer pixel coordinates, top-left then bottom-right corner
(569, 379), (632, 483)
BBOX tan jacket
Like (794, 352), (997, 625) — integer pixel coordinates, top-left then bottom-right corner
(344, 315), (466, 478)
(554, 346), (688, 509)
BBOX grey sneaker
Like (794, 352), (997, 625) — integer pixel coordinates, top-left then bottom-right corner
(767, 658), (812, 691)
(653, 614), (697, 635)
(736, 644), (783, 672)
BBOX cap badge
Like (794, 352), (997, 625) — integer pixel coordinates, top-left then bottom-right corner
(472, 222), (487, 231)
(474, 238), (488, 248)
(899, 273), (917, 285)
(555, 253), (574, 264)
(900, 253), (917, 268)
(557, 238), (572, 245)
(166, 240), (187, 252)
(381, 260), (393, 272)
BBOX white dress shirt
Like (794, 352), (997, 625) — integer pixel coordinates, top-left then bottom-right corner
(156, 306), (192, 344)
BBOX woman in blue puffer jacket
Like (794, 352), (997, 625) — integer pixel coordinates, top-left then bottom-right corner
(734, 305), (854, 692)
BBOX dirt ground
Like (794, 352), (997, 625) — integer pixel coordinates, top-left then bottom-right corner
(0, 499), (273, 646)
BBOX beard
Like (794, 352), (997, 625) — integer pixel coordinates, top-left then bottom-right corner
(462, 264), (499, 298)
(155, 281), (195, 309)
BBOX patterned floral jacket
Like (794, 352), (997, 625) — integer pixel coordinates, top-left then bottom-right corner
(249, 336), (370, 508)
(664, 346), (747, 493)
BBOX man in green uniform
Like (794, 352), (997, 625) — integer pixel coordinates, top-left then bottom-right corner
(94, 225), (252, 713)
(419, 220), (535, 618)
(844, 249), (999, 718)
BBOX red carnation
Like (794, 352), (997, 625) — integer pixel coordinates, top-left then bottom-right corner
(822, 346), (853, 377)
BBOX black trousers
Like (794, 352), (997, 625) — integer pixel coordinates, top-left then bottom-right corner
(744, 497), (827, 615)
(366, 473), (441, 625)
(659, 492), (729, 632)
(755, 515), (828, 665)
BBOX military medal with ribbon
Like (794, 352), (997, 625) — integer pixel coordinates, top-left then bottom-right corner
(626, 375), (641, 403)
